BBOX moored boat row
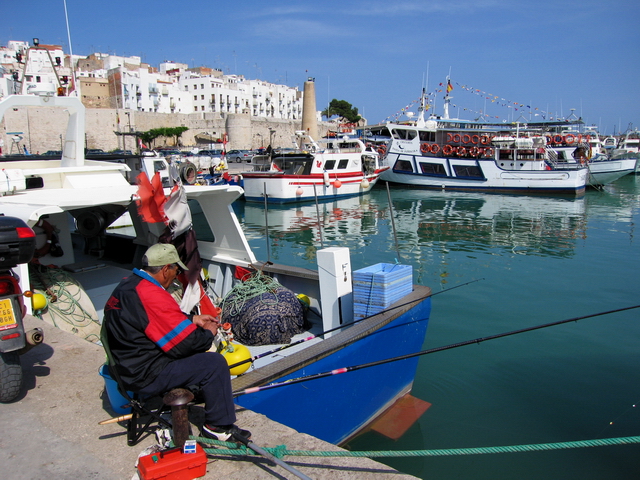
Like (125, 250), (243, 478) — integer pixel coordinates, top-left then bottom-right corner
(363, 87), (636, 194)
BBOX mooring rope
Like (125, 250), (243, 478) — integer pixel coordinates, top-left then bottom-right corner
(193, 435), (640, 459)
(30, 267), (101, 342)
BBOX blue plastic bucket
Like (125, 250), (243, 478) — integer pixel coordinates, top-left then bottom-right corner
(99, 364), (132, 414)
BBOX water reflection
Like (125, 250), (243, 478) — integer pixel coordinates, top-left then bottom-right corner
(234, 186), (589, 264)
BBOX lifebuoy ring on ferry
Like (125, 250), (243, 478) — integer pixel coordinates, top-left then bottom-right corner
(452, 133), (461, 143)
(430, 143), (441, 155)
(484, 147), (494, 158)
(462, 134), (471, 144)
(553, 135), (564, 145)
(565, 134), (575, 144)
(442, 144), (454, 156)
(471, 135), (480, 144)
(457, 146), (467, 157)
(33, 219), (64, 259)
(480, 135), (490, 145)
(420, 143), (431, 154)
(469, 146), (479, 157)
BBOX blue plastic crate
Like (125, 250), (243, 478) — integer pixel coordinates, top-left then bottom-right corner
(353, 263), (412, 317)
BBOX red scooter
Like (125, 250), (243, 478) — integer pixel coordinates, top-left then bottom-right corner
(0, 216), (44, 402)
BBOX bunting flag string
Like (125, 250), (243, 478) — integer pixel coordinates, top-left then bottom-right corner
(382, 79), (567, 124)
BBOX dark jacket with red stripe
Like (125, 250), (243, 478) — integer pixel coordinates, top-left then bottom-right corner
(103, 269), (214, 390)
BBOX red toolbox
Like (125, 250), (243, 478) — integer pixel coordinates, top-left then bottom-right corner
(138, 444), (207, 480)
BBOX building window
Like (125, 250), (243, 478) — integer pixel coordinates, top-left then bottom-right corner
(194, 84), (197, 89)
(194, 95), (197, 101)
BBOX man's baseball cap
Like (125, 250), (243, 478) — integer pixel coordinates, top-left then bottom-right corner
(144, 243), (188, 271)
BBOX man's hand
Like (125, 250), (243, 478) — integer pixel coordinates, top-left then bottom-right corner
(193, 314), (219, 335)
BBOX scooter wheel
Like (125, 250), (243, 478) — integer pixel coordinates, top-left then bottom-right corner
(0, 352), (22, 403)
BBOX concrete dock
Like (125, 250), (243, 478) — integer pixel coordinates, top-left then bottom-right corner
(0, 315), (420, 479)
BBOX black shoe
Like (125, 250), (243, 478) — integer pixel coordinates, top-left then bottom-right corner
(201, 424), (251, 442)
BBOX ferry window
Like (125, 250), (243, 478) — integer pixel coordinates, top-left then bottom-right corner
(419, 131), (435, 142)
(393, 159), (414, 173)
(392, 129), (406, 139)
(187, 199), (215, 242)
(337, 159), (349, 169)
(453, 165), (483, 178)
(393, 129), (417, 140)
(419, 162), (446, 175)
(324, 160), (336, 170)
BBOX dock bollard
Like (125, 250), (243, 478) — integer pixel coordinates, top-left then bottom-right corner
(163, 388), (194, 448)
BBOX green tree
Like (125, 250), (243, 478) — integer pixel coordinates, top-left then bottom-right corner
(139, 126), (189, 148)
(322, 99), (361, 123)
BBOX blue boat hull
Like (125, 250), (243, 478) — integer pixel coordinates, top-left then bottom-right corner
(234, 292), (432, 445)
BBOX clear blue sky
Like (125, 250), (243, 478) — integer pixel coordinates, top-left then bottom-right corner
(3, 0), (639, 134)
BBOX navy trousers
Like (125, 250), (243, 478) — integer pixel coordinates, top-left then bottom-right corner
(138, 351), (236, 426)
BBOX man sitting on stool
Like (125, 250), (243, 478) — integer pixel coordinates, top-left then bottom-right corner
(103, 243), (250, 441)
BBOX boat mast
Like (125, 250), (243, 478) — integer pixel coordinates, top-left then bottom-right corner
(63, 0), (78, 96)
(416, 65), (429, 128)
(443, 76), (452, 120)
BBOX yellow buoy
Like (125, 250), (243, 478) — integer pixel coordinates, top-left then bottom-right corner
(296, 293), (310, 311)
(31, 293), (47, 311)
(220, 342), (251, 376)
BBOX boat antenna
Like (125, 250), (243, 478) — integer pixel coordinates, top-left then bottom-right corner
(63, 0), (78, 96)
(312, 184), (325, 248)
(385, 182), (401, 262)
(417, 64), (429, 128)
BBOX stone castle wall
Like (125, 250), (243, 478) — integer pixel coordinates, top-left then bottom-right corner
(1, 107), (330, 154)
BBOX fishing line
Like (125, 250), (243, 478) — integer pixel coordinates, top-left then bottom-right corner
(226, 278), (484, 370)
(232, 304), (640, 396)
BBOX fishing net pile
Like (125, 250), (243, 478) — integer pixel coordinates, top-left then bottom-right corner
(219, 271), (306, 346)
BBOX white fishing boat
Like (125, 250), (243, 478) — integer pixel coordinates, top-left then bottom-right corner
(240, 131), (388, 203)
(0, 89), (432, 446)
(547, 127), (637, 186)
(610, 129), (640, 173)
(370, 101), (588, 195)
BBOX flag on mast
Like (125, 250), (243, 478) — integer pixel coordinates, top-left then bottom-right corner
(446, 79), (454, 93)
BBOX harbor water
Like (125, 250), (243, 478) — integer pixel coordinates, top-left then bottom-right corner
(232, 174), (640, 479)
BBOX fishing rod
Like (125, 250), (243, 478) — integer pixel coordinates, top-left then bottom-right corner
(232, 304), (640, 397)
(226, 278), (485, 371)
